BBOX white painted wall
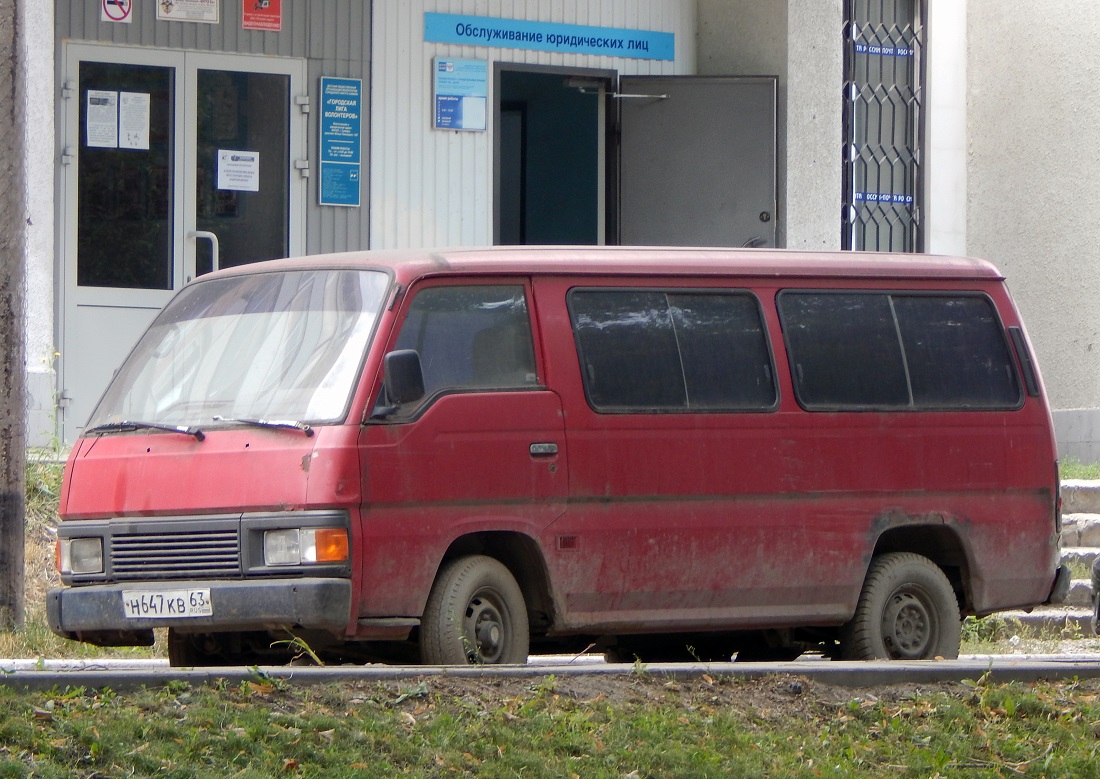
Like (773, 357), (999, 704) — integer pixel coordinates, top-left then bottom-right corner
(925, 0), (966, 257)
(370, 0), (696, 250)
(19, 0), (55, 447)
(967, 2), (1100, 426)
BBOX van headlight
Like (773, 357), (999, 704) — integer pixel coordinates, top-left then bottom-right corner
(58, 538), (104, 575)
(263, 528), (349, 566)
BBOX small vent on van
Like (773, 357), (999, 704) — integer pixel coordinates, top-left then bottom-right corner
(111, 530), (241, 580)
(557, 535), (579, 551)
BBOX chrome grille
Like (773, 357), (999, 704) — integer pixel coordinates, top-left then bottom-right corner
(110, 530), (241, 580)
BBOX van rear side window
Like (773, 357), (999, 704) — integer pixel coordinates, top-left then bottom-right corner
(778, 292), (1022, 410)
(568, 289), (776, 412)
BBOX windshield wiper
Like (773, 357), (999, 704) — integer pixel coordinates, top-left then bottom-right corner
(85, 421), (206, 441)
(212, 416), (315, 437)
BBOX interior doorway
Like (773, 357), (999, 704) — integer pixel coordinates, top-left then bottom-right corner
(494, 68), (610, 245)
(59, 43), (307, 442)
(493, 68), (776, 252)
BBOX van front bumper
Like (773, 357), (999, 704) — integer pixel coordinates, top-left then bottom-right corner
(47, 578), (352, 647)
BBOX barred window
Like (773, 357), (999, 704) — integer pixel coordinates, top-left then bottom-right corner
(842, 0), (925, 252)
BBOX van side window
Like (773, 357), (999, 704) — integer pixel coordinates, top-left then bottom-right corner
(895, 296), (1021, 407)
(394, 285), (537, 403)
(569, 290), (776, 411)
(779, 292), (1021, 410)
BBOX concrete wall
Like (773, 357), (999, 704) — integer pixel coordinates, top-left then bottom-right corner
(19, 0), (55, 447)
(967, 1), (1100, 459)
(696, 0), (842, 250)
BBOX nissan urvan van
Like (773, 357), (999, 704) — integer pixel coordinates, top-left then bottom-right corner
(48, 247), (1070, 665)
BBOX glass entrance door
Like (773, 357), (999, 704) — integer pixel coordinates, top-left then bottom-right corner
(61, 44), (306, 442)
(193, 68), (292, 275)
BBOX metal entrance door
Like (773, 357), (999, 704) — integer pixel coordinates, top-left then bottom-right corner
(618, 76), (777, 248)
(60, 44), (306, 442)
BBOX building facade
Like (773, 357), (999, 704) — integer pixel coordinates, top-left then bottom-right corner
(18, 0), (1100, 459)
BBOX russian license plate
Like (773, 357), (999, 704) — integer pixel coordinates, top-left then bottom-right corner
(122, 588), (213, 619)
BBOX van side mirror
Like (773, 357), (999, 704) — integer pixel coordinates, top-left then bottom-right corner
(383, 349), (425, 405)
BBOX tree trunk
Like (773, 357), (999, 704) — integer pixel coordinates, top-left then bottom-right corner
(0, 0), (27, 629)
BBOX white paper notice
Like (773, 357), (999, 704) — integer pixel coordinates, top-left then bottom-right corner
(86, 90), (118, 148)
(217, 150), (260, 192)
(119, 92), (150, 150)
(157, 0), (219, 23)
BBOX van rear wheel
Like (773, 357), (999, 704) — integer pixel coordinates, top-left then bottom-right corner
(841, 552), (961, 660)
(420, 555), (530, 665)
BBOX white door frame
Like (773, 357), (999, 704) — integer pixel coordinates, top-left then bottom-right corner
(59, 42), (307, 441)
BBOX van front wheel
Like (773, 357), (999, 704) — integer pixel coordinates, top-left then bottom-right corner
(841, 552), (961, 660)
(420, 555), (530, 665)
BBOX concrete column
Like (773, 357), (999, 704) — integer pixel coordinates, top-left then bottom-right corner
(785, 1), (843, 250)
(0, 0), (27, 629)
(20, 0), (56, 448)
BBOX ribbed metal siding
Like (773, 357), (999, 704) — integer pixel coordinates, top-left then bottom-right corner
(371, 0), (697, 250)
(56, 0), (371, 254)
(111, 529), (241, 581)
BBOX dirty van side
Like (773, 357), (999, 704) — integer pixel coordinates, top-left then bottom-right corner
(47, 248), (1068, 666)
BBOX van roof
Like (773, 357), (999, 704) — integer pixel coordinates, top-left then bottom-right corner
(213, 246), (1005, 283)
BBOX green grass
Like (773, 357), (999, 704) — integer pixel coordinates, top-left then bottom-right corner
(1, 674), (1100, 777)
(1060, 457), (1100, 481)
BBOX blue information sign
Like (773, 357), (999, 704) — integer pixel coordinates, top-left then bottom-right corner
(434, 59), (488, 131)
(425, 13), (675, 61)
(319, 77), (362, 207)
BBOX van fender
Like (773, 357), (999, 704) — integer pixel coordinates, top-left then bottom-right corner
(354, 513), (554, 635)
(862, 511), (974, 613)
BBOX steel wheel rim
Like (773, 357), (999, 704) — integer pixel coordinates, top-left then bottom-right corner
(464, 588), (507, 664)
(881, 587), (937, 659)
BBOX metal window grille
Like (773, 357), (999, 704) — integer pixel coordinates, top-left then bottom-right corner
(842, 0), (926, 252)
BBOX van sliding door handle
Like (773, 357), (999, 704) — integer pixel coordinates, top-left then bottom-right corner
(529, 442), (559, 456)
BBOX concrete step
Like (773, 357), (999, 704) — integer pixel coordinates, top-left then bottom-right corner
(1061, 513), (1100, 547)
(1060, 547), (1099, 572)
(1062, 480), (1100, 514)
(1067, 578), (1093, 608)
(992, 607), (1095, 637)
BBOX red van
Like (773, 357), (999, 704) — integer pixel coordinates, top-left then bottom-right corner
(48, 247), (1069, 665)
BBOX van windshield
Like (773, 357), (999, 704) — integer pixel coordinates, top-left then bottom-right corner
(86, 269), (390, 432)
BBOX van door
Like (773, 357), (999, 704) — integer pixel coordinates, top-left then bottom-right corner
(618, 76), (777, 248)
(357, 280), (568, 621)
(533, 276), (854, 632)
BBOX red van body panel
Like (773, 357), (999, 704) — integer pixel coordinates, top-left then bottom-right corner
(357, 390), (567, 620)
(47, 247), (1064, 662)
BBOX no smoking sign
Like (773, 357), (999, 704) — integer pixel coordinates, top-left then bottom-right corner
(101, 0), (133, 24)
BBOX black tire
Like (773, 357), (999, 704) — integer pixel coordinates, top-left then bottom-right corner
(841, 552), (961, 660)
(420, 555), (530, 665)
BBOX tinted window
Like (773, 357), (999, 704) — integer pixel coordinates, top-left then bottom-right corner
(779, 291), (1021, 410)
(569, 290), (775, 411)
(394, 285), (536, 403)
(894, 296), (1019, 407)
(779, 293), (909, 407)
